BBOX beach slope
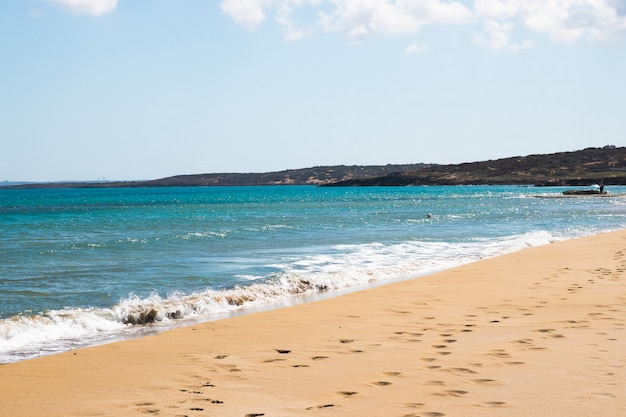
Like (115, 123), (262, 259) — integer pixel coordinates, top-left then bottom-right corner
(2, 231), (625, 417)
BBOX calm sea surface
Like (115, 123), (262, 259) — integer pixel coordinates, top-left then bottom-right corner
(1, 185), (625, 362)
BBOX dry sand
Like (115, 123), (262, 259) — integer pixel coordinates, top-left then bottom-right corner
(2, 230), (625, 417)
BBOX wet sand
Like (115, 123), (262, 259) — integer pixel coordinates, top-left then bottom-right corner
(2, 230), (625, 417)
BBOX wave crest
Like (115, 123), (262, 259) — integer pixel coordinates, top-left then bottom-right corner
(1, 230), (562, 363)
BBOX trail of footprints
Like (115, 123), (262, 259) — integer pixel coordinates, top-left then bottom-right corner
(392, 306), (590, 416)
(371, 315), (516, 417)
(131, 318), (563, 417)
(132, 326), (559, 417)
(134, 247), (625, 417)
(132, 337), (373, 416)
(133, 351), (267, 417)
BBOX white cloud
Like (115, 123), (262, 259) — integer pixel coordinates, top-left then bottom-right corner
(221, 0), (472, 40)
(474, 0), (626, 44)
(47, 0), (117, 16)
(473, 0), (520, 19)
(221, 0), (626, 48)
(526, 0), (626, 43)
(405, 42), (426, 54)
(221, 0), (271, 30)
(473, 19), (533, 51)
(318, 0), (473, 39)
(275, 1), (309, 41)
(220, 0), (321, 40)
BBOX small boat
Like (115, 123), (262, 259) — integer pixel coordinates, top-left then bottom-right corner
(562, 189), (606, 196)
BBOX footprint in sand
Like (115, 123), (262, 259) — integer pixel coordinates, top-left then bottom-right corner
(217, 363), (241, 372)
(263, 358), (286, 363)
(403, 402), (425, 408)
(393, 331), (424, 342)
(306, 404), (335, 410)
(448, 367), (477, 375)
(481, 401), (507, 407)
(431, 390), (468, 398)
(487, 349), (511, 359)
(426, 380), (446, 386)
(135, 402), (160, 415)
(473, 379), (503, 386)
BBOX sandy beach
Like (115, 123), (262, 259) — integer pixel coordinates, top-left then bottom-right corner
(2, 230), (625, 417)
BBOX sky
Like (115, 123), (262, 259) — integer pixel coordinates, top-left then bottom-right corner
(1, 0), (625, 182)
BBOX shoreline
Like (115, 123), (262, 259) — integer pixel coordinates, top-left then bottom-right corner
(0, 229), (570, 365)
(2, 230), (625, 416)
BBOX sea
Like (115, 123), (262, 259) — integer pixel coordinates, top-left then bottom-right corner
(1, 184), (625, 363)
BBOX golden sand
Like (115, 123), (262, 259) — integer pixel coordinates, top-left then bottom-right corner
(2, 230), (625, 417)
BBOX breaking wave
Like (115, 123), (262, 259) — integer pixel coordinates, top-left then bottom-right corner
(0, 230), (567, 363)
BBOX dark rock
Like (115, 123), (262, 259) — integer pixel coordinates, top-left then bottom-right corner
(124, 308), (160, 325)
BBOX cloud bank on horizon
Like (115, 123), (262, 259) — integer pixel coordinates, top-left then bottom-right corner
(49, 0), (626, 51)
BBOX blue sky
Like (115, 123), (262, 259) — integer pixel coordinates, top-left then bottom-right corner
(1, 0), (625, 182)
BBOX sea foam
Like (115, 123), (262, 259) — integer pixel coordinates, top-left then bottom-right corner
(0, 230), (561, 363)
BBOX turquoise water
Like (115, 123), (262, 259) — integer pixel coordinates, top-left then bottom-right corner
(1, 185), (625, 362)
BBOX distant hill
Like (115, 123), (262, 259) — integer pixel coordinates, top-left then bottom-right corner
(4, 164), (429, 189)
(5, 146), (625, 189)
(134, 164), (430, 187)
(324, 146), (626, 187)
